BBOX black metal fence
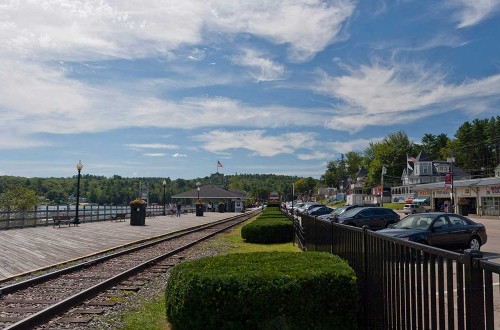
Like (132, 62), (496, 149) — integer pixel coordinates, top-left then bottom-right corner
(292, 212), (500, 330)
(0, 204), (195, 230)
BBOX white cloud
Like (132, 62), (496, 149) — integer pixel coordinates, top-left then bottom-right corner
(447, 0), (500, 28)
(144, 153), (167, 157)
(231, 48), (286, 82)
(172, 153), (187, 158)
(297, 151), (331, 160)
(0, 0), (355, 62)
(192, 130), (317, 157)
(314, 62), (500, 132)
(329, 137), (383, 154)
(125, 143), (179, 150)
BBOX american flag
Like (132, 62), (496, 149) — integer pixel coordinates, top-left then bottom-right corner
(217, 160), (223, 168)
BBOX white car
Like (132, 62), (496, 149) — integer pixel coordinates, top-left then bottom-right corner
(402, 203), (428, 214)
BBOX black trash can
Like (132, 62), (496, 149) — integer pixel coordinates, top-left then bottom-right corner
(196, 204), (204, 216)
(130, 204), (146, 226)
(219, 203), (225, 213)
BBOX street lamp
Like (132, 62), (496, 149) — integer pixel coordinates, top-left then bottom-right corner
(74, 160), (83, 225)
(196, 181), (201, 200)
(162, 180), (167, 216)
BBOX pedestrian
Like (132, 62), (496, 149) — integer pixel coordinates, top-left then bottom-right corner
(169, 203), (175, 217)
(176, 202), (181, 217)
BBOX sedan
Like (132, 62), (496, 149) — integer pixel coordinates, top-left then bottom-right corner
(307, 206), (334, 216)
(378, 213), (487, 251)
(336, 207), (400, 230)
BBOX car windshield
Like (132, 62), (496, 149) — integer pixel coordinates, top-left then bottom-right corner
(392, 215), (433, 229)
(332, 206), (349, 215)
(338, 207), (361, 218)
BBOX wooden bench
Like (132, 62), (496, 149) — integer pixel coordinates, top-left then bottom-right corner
(111, 213), (127, 222)
(52, 215), (77, 228)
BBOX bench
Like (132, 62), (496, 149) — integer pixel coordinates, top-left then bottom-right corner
(111, 213), (127, 222)
(52, 215), (77, 228)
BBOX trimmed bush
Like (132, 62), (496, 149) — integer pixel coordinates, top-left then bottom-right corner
(165, 252), (359, 330)
(241, 218), (293, 243)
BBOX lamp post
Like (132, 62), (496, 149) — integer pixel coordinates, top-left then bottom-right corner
(162, 180), (167, 216)
(196, 181), (201, 200)
(74, 160), (83, 224)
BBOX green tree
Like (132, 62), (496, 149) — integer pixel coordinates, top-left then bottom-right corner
(0, 185), (38, 211)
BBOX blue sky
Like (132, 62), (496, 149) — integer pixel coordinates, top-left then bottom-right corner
(1, 0), (499, 179)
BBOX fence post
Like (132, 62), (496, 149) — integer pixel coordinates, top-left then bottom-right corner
(464, 249), (484, 330)
(362, 225), (369, 329)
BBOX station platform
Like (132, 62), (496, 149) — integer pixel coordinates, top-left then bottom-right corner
(0, 212), (242, 281)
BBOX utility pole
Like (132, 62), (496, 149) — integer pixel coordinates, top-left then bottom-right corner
(447, 157), (455, 213)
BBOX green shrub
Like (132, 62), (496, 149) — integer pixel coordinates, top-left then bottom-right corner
(241, 218), (293, 243)
(165, 252), (358, 330)
(241, 207), (293, 243)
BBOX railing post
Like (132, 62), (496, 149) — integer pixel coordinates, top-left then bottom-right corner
(362, 225), (369, 329)
(464, 249), (484, 330)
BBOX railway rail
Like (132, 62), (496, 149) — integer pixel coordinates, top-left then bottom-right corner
(0, 210), (259, 329)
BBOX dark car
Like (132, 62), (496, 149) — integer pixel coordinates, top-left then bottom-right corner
(319, 205), (363, 221)
(378, 213), (487, 251)
(336, 207), (400, 230)
(307, 206), (334, 216)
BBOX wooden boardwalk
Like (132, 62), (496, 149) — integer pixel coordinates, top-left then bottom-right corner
(0, 212), (237, 280)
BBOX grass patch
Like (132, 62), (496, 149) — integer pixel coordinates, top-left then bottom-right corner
(120, 292), (168, 330)
(383, 203), (404, 210)
(120, 217), (300, 330)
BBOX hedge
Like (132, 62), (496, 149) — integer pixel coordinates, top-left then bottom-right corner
(241, 218), (293, 243)
(165, 252), (359, 330)
(241, 208), (293, 243)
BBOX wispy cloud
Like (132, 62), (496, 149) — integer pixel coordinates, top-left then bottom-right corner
(192, 130), (317, 157)
(446, 0), (500, 28)
(144, 153), (167, 157)
(172, 153), (187, 158)
(0, 0), (355, 62)
(314, 61), (500, 132)
(126, 143), (179, 150)
(231, 48), (286, 82)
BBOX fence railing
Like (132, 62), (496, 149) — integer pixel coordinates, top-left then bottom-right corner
(0, 204), (195, 230)
(294, 212), (500, 330)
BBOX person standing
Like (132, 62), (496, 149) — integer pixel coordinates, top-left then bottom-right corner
(176, 202), (181, 217)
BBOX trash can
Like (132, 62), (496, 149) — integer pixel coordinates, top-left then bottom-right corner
(130, 204), (146, 226)
(196, 203), (204, 216)
(219, 203), (225, 213)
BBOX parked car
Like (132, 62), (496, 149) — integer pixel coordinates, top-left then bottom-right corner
(378, 213), (487, 250)
(336, 207), (400, 230)
(403, 203), (428, 214)
(306, 206), (334, 216)
(318, 205), (363, 222)
(298, 203), (323, 215)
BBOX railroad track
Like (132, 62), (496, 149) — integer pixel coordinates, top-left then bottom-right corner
(0, 210), (259, 329)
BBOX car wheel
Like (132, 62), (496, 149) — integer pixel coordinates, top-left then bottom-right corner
(468, 236), (481, 251)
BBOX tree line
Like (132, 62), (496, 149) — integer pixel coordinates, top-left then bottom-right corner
(0, 174), (301, 210)
(322, 116), (500, 192)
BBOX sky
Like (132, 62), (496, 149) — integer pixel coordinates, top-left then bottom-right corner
(1, 0), (499, 180)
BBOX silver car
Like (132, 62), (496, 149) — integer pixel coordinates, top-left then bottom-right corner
(403, 203), (427, 214)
